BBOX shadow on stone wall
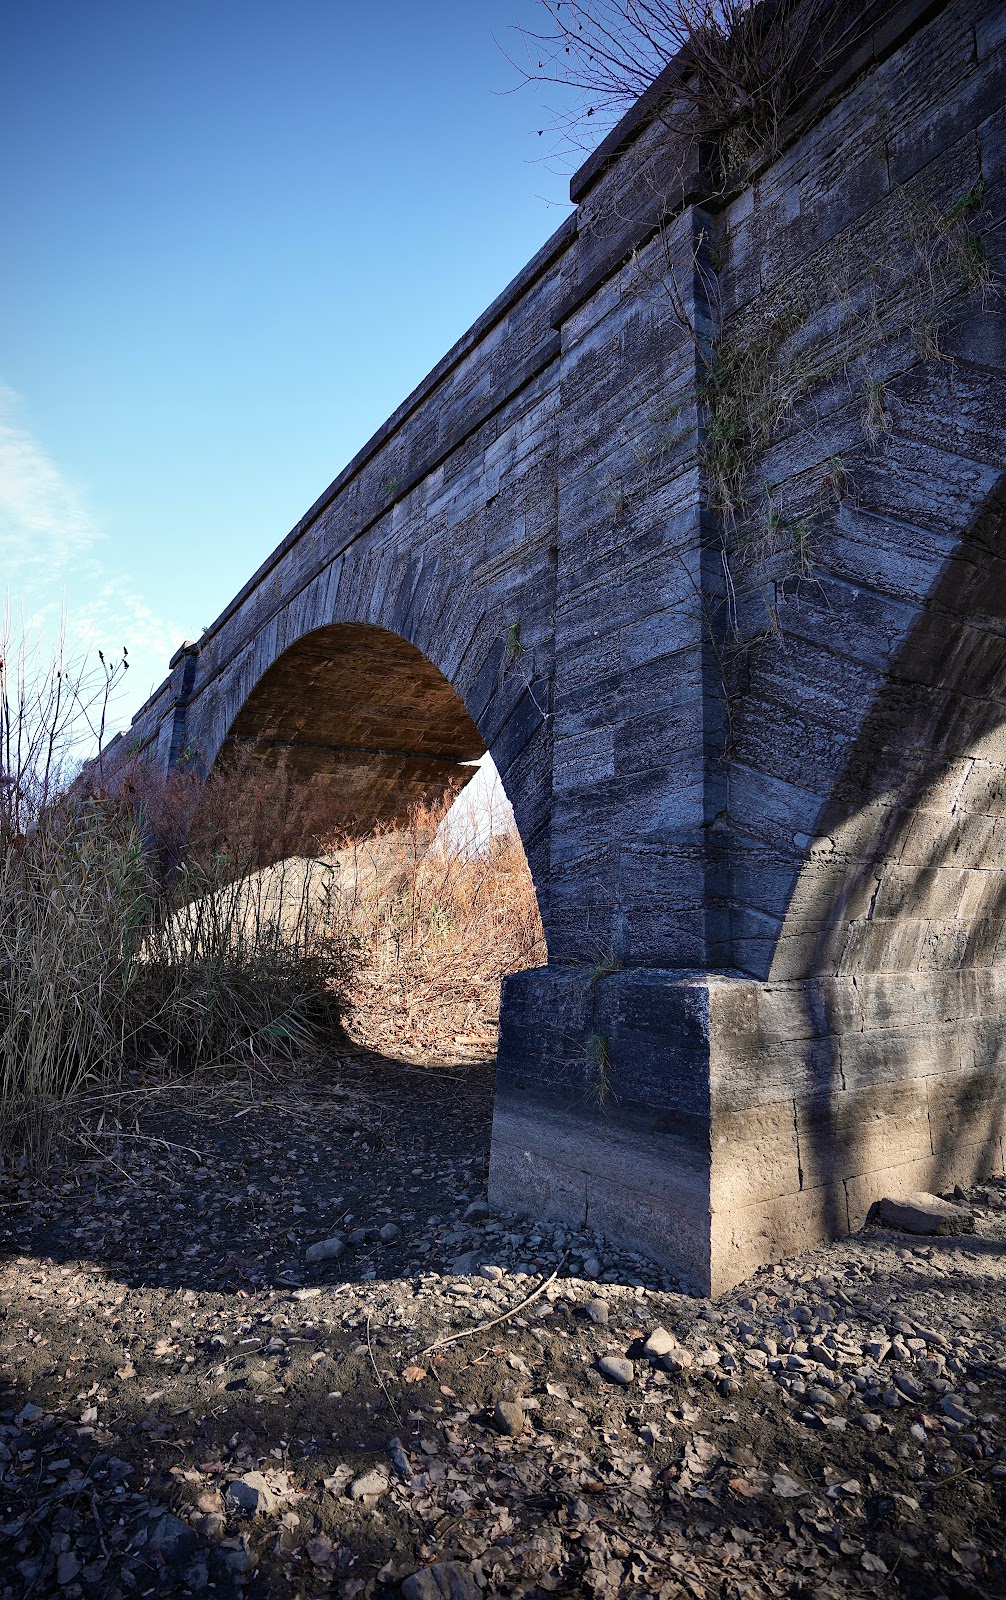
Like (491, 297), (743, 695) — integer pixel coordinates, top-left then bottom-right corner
(775, 472), (1006, 1230)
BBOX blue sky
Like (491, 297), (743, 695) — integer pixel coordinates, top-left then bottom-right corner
(0, 1), (592, 727)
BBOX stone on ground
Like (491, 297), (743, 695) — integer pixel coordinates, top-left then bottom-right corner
(347, 1468), (390, 1502)
(597, 1354), (634, 1384)
(225, 1472), (276, 1514)
(402, 1561), (480, 1600)
(305, 1235), (345, 1263)
(875, 1192), (973, 1235)
(493, 1399), (525, 1437)
(642, 1326), (678, 1357)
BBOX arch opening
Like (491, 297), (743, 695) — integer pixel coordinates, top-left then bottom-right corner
(207, 621), (547, 1069)
(223, 623), (487, 845)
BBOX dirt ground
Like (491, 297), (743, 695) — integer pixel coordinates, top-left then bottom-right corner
(1, 1051), (1005, 1600)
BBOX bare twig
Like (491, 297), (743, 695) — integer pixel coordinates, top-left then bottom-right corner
(366, 1312), (402, 1426)
(417, 1258), (567, 1357)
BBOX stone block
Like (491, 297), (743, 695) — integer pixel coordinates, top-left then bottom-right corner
(710, 1182), (850, 1297)
(874, 1192), (973, 1235)
(795, 1078), (932, 1190)
(710, 1099), (802, 1209)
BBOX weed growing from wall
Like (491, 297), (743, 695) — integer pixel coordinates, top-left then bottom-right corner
(585, 1031), (612, 1107)
(512, 0), (895, 186)
(646, 177), (998, 646)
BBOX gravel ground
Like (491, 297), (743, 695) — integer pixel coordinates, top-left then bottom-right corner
(1, 1053), (1005, 1600)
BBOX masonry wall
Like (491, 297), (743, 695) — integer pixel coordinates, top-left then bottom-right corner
(491, 0), (1006, 1290)
(113, 0), (1006, 1292)
(699, 0), (1006, 1285)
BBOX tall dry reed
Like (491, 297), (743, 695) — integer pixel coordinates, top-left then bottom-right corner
(0, 623), (349, 1167)
(0, 614), (547, 1162)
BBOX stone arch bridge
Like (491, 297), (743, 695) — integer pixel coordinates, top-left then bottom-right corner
(111, 0), (1006, 1293)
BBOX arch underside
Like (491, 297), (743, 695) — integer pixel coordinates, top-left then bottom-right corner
(223, 623), (486, 839)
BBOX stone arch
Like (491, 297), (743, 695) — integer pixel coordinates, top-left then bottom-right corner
(217, 621), (487, 844)
(176, 542), (554, 922)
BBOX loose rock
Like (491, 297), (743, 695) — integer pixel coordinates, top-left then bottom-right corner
(875, 1192), (973, 1236)
(305, 1235), (345, 1263)
(402, 1561), (480, 1600)
(643, 1326), (678, 1357)
(225, 1471), (277, 1514)
(493, 1399), (525, 1437)
(347, 1468), (390, 1502)
(597, 1355), (634, 1385)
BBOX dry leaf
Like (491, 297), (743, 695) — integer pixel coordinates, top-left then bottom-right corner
(402, 1365), (427, 1383)
(861, 1552), (888, 1574)
(772, 1472), (806, 1499)
(727, 1475), (763, 1499)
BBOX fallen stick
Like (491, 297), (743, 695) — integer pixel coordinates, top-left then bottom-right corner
(366, 1312), (402, 1425)
(415, 1256), (567, 1358)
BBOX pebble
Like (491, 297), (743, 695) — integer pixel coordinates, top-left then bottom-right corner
(379, 1222), (401, 1242)
(894, 1372), (924, 1400)
(226, 1471), (276, 1514)
(403, 1562), (480, 1600)
(305, 1236), (345, 1264)
(597, 1355), (634, 1385)
(493, 1400), (526, 1437)
(388, 1437), (416, 1483)
(465, 1200), (491, 1221)
(940, 1396), (976, 1425)
(857, 1413), (883, 1433)
(221, 1539), (258, 1576)
(586, 1298), (609, 1325)
(583, 1255), (600, 1279)
(348, 1468), (390, 1501)
(661, 1346), (694, 1372)
(642, 1326), (677, 1357)
(479, 1264), (504, 1282)
(451, 1250), (486, 1276)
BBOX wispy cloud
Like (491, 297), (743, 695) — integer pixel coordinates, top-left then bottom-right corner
(0, 381), (97, 578)
(0, 383), (179, 720)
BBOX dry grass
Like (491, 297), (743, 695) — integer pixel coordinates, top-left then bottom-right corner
(326, 798), (546, 1065)
(0, 618), (545, 1166)
(0, 636), (349, 1169)
(511, 0), (886, 176)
